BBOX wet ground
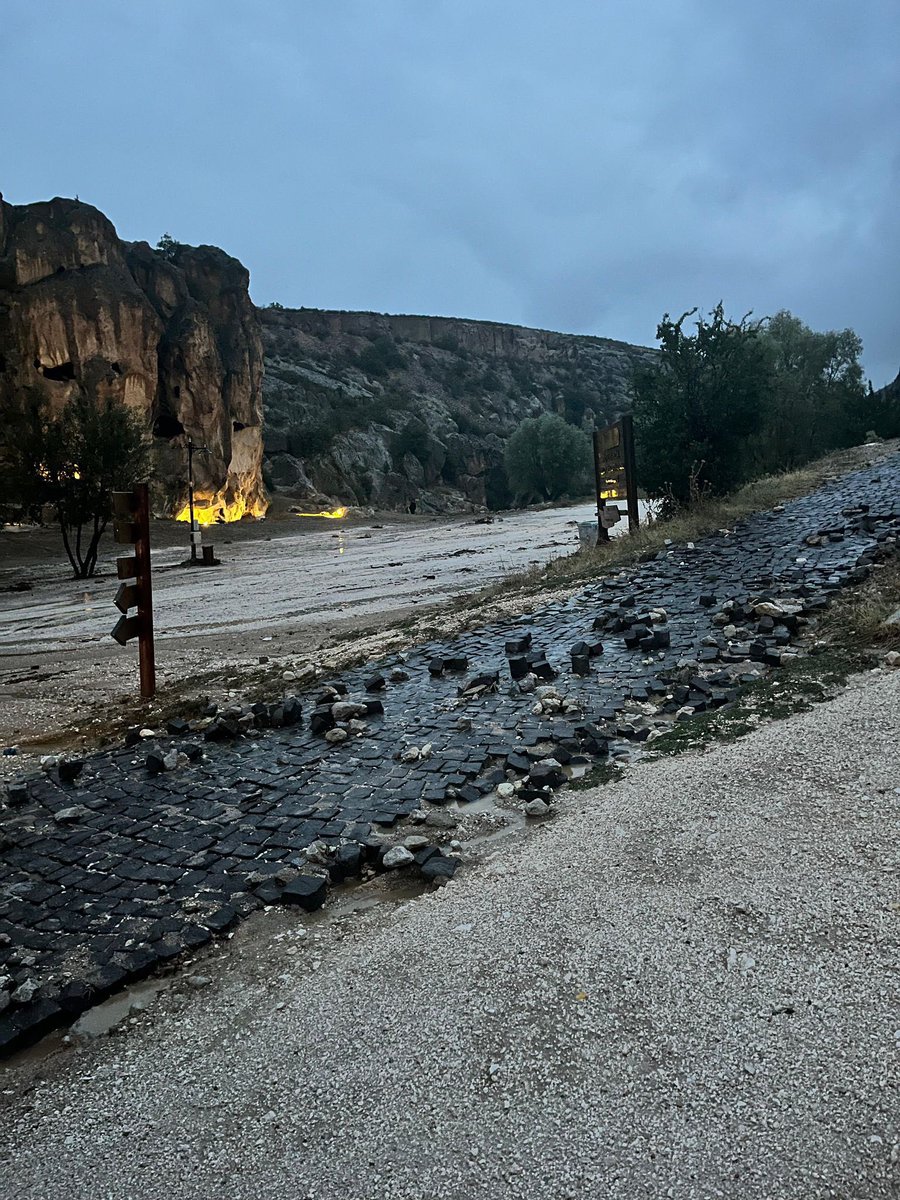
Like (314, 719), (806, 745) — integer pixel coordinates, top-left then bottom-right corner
(1, 453), (897, 1055)
(0, 501), (647, 766)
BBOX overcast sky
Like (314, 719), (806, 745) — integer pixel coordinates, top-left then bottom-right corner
(2, 1), (898, 385)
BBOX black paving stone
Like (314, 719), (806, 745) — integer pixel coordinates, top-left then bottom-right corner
(1, 455), (898, 1053)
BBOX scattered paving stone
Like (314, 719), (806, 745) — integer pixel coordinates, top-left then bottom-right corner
(1, 455), (898, 1055)
(57, 758), (84, 784)
(421, 854), (459, 883)
(329, 843), (363, 882)
(280, 875), (328, 912)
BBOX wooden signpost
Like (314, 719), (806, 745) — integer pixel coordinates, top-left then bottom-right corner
(592, 415), (639, 544)
(110, 483), (156, 698)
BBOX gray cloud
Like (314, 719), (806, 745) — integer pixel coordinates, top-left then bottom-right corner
(2, 0), (897, 383)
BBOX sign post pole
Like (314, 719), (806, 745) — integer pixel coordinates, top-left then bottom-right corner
(111, 483), (156, 699)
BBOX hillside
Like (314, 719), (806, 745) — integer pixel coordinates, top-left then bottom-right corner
(260, 307), (655, 512)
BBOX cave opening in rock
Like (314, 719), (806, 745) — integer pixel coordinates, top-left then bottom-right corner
(232, 421), (247, 431)
(153, 410), (185, 439)
(41, 361), (76, 382)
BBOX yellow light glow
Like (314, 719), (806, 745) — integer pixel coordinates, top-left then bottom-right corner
(294, 507), (348, 520)
(174, 489), (269, 524)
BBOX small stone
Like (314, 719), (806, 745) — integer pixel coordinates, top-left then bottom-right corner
(525, 799), (551, 818)
(884, 650), (900, 669)
(54, 805), (88, 824)
(424, 810), (458, 830)
(187, 975), (212, 989)
(400, 746), (420, 763)
(403, 834), (430, 850)
(382, 846), (415, 869)
(162, 749), (179, 771)
(325, 727), (348, 744)
(496, 782), (516, 799)
(11, 978), (39, 1004)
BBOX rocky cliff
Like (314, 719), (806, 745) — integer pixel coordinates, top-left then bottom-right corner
(260, 307), (655, 511)
(0, 195), (266, 520)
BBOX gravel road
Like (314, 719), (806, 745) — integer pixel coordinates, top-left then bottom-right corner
(2, 665), (898, 1200)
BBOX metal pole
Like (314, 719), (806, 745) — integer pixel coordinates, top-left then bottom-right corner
(134, 482), (156, 699)
(187, 437), (198, 563)
(621, 414), (640, 534)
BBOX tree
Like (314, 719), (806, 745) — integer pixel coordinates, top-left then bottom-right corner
(0, 392), (151, 578)
(760, 311), (866, 469)
(503, 412), (591, 502)
(156, 232), (181, 260)
(632, 304), (772, 505)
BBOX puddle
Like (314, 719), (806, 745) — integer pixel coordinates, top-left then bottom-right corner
(70, 978), (171, 1040)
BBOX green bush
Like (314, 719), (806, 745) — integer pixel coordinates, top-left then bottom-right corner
(357, 336), (406, 377)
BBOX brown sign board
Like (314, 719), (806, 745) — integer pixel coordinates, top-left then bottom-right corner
(592, 415), (639, 542)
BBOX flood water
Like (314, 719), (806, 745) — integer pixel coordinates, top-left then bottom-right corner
(0, 500), (651, 653)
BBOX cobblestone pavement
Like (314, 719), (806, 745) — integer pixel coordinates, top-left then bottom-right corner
(1, 454), (898, 1054)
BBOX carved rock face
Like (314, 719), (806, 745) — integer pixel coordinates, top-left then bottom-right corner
(0, 195), (266, 520)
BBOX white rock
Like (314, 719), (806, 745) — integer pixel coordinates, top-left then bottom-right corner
(382, 845), (415, 869)
(400, 746), (420, 762)
(420, 743), (433, 760)
(12, 978), (39, 1004)
(139, 728), (155, 739)
(40, 755), (60, 770)
(884, 650), (900, 669)
(332, 701), (364, 722)
(496, 782), (516, 799)
(324, 727), (348, 744)
(525, 799), (551, 818)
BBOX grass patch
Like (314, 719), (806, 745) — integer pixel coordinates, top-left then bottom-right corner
(819, 557), (900, 649)
(644, 648), (867, 760)
(451, 441), (897, 615)
(568, 761), (623, 790)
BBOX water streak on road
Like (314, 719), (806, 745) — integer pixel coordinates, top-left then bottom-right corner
(0, 502), (647, 653)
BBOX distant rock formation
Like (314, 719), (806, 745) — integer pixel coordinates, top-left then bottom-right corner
(0, 195), (266, 520)
(260, 307), (656, 512)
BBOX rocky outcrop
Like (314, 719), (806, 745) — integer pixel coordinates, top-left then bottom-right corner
(0, 195), (266, 519)
(260, 306), (655, 512)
